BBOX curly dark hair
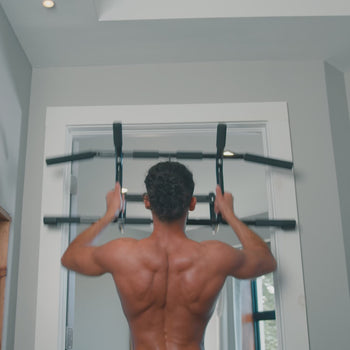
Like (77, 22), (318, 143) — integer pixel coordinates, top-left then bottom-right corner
(144, 161), (195, 222)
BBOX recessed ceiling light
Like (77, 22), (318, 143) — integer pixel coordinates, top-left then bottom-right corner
(42, 0), (55, 8)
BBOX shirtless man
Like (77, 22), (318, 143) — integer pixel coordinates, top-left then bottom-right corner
(61, 161), (277, 350)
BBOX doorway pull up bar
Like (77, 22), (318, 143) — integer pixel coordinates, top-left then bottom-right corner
(43, 122), (297, 231)
(43, 216), (296, 231)
(45, 121), (293, 170)
(46, 150), (293, 169)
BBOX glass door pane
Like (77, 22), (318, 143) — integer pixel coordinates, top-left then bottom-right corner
(67, 123), (272, 349)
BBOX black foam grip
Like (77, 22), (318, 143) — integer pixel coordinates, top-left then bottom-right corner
(209, 192), (216, 223)
(125, 218), (153, 225)
(113, 123), (122, 155)
(46, 152), (97, 165)
(217, 169), (224, 193)
(133, 151), (160, 158)
(43, 217), (58, 225)
(216, 124), (227, 152)
(176, 152), (204, 159)
(43, 216), (81, 225)
(116, 163), (122, 185)
(244, 219), (296, 230)
(244, 153), (293, 169)
(262, 220), (296, 230)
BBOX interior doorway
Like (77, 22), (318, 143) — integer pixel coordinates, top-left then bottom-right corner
(36, 103), (309, 350)
(66, 123), (271, 350)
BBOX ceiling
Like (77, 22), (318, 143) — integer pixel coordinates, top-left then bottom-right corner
(2, 0), (350, 71)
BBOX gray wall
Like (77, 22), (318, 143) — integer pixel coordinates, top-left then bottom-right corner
(0, 4), (32, 350)
(345, 71), (350, 121)
(19, 61), (350, 350)
(324, 63), (350, 292)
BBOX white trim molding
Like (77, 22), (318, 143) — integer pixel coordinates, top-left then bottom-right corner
(36, 103), (309, 350)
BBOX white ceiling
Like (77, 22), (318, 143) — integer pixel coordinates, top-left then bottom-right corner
(1, 0), (350, 71)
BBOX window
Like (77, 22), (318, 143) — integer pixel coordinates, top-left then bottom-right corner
(65, 123), (269, 350)
(251, 273), (278, 350)
(232, 243), (278, 350)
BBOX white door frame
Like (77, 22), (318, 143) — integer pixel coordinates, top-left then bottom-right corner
(36, 103), (309, 350)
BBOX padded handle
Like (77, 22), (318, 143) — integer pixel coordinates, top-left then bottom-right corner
(113, 123), (122, 156)
(216, 123), (227, 153)
(43, 216), (81, 225)
(46, 152), (97, 165)
(244, 153), (293, 169)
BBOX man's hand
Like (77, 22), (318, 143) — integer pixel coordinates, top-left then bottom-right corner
(61, 182), (125, 275)
(214, 185), (235, 221)
(213, 185), (277, 278)
(105, 182), (124, 221)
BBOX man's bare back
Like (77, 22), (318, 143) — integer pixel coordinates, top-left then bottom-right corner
(61, 163), (276, 350)
(101, 235), (233, 349)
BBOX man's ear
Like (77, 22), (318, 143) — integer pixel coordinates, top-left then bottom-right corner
(143, 194), (151, 210)
(189, 197), (197, 211)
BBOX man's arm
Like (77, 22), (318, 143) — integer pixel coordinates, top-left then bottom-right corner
(214, 186), (277, 279)
(61, 182), (124, 276)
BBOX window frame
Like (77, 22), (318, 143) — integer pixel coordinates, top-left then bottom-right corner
(251, 277), (277, 350)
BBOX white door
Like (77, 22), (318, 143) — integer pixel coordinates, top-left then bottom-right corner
(36, 103), (309, 350)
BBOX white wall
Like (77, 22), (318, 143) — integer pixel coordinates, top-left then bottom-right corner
(98, 0), (350, 20)
(324, 63), (350, 292)
(19, 61), (350, 350)
(0, 5), (31, 350)
(345, 71), (350, 121)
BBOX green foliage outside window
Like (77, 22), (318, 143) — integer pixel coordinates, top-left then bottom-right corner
(259, 273), (277, 350)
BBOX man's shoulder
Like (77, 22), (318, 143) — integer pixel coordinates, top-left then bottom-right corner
(200, 239), (234, 250)
(103, 237), (139, 252)
(108, 236), (158, 252)
(199, 240), (240, 261)
(98, 237), (141, 267)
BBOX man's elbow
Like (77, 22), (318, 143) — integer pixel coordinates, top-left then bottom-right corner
(253, 249), (277, 276)
(61, 254), (68, 268)
(61, 251), (72, 269)
(263, 255), (277, 274)
(269, 257), (277, 273)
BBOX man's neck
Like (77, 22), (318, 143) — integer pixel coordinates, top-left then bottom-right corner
(150, 215), (188, 244)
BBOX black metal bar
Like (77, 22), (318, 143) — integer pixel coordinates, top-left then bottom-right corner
(193, 195), (212, 203)
(125, 194), (144, 202)
(46, 150), (293, 169)
(44, 216), (85, 225)
(125, 193), (211, 203)
(131, 151), (210, 159)
(253, 310), (276, 321)
(43, 215), (296, 229)
(176, 152), (204, 159)
(132, 151), (160, 159)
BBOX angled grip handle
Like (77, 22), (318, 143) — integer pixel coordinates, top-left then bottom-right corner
(216, 123), (227, 153)
(216, 123), (227, 194)
(113, 123), (122, 156)
(113, 122), (123, 185)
